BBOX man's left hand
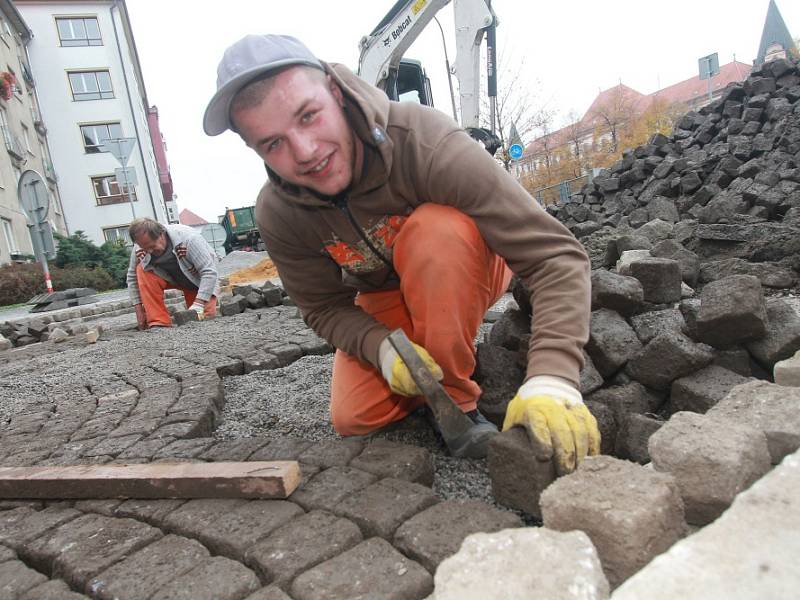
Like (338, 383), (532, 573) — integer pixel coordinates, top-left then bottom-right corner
(502, 375), (600, 476)
(189, 301), (206, 321)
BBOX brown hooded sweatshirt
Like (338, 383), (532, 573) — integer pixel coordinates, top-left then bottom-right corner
(255, 63), (591, 387)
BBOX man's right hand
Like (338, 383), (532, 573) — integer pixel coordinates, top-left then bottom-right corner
(502, 375), (600, 476)
(134, 303), (147, 330)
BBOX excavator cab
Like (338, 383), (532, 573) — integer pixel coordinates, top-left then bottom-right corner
(393, 58), (434, 106)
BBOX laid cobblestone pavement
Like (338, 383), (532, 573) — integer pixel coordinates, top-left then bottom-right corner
(0, 305), (526, 599)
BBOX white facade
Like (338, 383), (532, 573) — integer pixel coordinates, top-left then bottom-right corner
(17, 0), (167, 246)
(0, 0), (67, 265)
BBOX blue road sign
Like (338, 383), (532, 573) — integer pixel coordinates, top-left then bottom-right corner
(509, 143), (523, 160)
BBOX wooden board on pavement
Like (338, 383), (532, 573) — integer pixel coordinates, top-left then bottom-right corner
(0, 461), (301, 499)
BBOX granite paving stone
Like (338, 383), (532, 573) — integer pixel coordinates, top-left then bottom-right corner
(245, 510), (363, 590)
(541, 456), (686, 588)
(432, 528), (610, 600)
(114, 499), (186, 527)
(0, 559), (48, 598)
(0, 545), (15, 562)
(23, 513), (163, 591)
(707, 380), (800, 464)
(73, 499), (124, 517)
(297, 439), (364, 468)
(117, 437), (176, 460)
(81, 433), (143, 458)
(19, 579), (91, 599)
(243, 586), (293, 600)
(197, 500), (305, 561)
(337, 477), (439, 539)
(87, 534), (210, 600)
(148, 556), (261, 600)
(488, 427), (555, 518)
(152, 437), (216, 459)
(291, 537), (433, 600)
(290, 466), (378, 512)
(0, 507), (81, 551)
(161, 498), (249, 538)
(349, 439), (435, 486)
(612, 448), (800, 599)
(199, 437), (272, 461)
(649, 411), (771, 525)
(670, 365), (750, 414)
(393, 500), (522, 573)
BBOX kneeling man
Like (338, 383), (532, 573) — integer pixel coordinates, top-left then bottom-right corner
(126, 218), (220, 329)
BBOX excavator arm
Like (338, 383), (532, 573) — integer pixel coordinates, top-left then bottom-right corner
(357, 0), (502, 154)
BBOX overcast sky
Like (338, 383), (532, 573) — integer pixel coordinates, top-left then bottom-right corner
(125, 0), (799, 223)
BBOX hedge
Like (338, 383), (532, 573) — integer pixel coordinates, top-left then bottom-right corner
(0, 263), (117, 306)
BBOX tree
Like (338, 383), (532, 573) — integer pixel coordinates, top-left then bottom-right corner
(588, 85), (641, 156)
(54, 231), (130, 287)
(477, 51), (551, 171)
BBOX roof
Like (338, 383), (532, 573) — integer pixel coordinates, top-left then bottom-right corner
(179, 209), (208, 226)
(756, 0), (797, 65)
(652, 60), (752, 106)
(522, 60), (752, 160)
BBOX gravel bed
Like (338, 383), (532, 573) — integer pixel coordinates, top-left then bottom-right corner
(218, 353), (529, 519)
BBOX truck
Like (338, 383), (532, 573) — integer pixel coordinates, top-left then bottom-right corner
(219, 206), (264, 253)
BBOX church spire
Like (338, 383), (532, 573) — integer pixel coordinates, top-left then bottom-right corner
(755, 0), (797, 65)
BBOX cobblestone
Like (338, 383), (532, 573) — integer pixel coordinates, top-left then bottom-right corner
(393, 500), (522, 572)
(24, 514), (162, 591)
(245, 510), (363, 589)
(337, 477), (439, 539)
(291, 537), (433, 600)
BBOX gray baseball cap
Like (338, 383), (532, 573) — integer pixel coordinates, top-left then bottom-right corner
(203, 34), (324, 136)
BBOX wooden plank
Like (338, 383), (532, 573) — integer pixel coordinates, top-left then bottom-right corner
(0, 461), (301, 500)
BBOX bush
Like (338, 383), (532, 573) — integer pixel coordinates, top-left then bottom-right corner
(55, 231), (131, 287)
(0, 262), (117, 306)
(51, 265), (116, 291)
(0, 262), (45, 306)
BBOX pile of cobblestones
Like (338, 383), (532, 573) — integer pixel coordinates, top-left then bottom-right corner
(550, 56), (800, 286)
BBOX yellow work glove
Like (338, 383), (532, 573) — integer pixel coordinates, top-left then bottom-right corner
(188, 301), (206, 321)
(378, 337), (443, 397)
(503, 375), (601, 476)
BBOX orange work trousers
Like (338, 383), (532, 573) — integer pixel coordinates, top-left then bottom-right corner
(330, 204), (513, 435)
(136, 264), (218, 327)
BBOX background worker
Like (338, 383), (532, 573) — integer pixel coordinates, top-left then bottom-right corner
(204, 35), (599, 470)
(126, 218), (220, 329)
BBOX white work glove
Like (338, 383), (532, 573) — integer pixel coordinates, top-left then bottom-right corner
(378, 337), (443, 397)
(502, 375), (601, 475)
(188, 301), (206, 321)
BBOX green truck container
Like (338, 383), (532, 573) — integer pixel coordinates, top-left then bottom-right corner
(219, 206), (264, 252)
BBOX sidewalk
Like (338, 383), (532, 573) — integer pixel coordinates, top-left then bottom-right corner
(0, 288), (130, 322)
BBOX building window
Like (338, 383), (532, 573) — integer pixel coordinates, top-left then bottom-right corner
(21, 123), (31, 154)
(103, 225), (131, 245)
(92, 174), (136, 206)
(68, 70), (113, 101)
(80, 122), (122, 153)
(1, 218), (18, 254)
(56, 17), (101, 47)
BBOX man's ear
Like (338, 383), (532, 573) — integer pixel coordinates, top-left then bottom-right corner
(328, 75), (345, 108)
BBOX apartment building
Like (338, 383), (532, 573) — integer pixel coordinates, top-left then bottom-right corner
(0, 0), (66, 265)
(17, 0), (168, 246)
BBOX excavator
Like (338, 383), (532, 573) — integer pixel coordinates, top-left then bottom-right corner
(357, 0), (503, 155)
